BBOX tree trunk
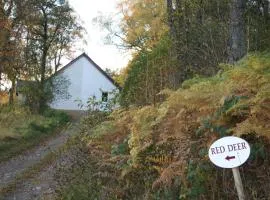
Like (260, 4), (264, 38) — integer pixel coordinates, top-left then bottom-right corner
(166, 0), (184, 87)
(9, 78), (15, 105)
(166, 0), (176, 39)
(39, 48), (47, 112)
(39, 8), (48, 113)
(228, 0), (247, 64)
(263, 0), (269, 20)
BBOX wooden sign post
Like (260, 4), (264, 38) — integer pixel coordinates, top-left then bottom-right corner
(232, 167), (245, 200)
(208, 136), (250, 200)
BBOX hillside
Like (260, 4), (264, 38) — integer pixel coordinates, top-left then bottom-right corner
(56, 53), (270, 199)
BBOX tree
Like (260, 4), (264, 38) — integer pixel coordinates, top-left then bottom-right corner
(246, 0), (270, 51)
(166, 0), (268, 73)
(120, 34), (176, 106)
(94, 0), (168, 51)
(97, 0), (269, 107)
(166, 0), (231, 84)
(6, 40), (24, 105)
(117, 0), (168, 50)
(0, 0), (26, 102)
(23, 0), (83, 112)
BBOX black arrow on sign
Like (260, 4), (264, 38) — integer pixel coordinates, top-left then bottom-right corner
(225, 156), (235, 161)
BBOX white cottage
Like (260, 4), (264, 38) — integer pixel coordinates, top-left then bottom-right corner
(50, 53), (119, 111)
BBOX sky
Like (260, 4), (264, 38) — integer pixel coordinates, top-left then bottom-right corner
(68, 0), (130, 71)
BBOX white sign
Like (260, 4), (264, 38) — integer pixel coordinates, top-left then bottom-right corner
(208, 136), (250, 168)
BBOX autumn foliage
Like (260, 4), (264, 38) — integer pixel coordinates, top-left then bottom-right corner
(57, 53), (270, 199)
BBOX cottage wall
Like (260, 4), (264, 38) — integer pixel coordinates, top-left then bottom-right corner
(50, 55), (117, 111)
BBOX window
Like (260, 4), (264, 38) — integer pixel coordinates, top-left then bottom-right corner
(102, 92), (108, 102)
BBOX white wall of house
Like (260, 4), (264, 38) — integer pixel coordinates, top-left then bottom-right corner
(50, 54), (117, 111)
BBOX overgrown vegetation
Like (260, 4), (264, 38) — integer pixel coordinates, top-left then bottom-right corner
(56, 53), (270, 199)
(1, 0), (269, 199)
(120, 35), (177, 106)
(103, 0), (270, 107)
(0, 105), (70, 161)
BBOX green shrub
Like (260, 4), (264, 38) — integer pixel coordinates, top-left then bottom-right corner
(43, 108), (70, 124)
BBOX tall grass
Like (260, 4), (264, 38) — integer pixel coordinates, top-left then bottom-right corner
(0, 105), (70, 161)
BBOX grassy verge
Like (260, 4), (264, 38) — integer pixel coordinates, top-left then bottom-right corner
(0, 105), (70, 162)
(0, 133), (80, 197)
